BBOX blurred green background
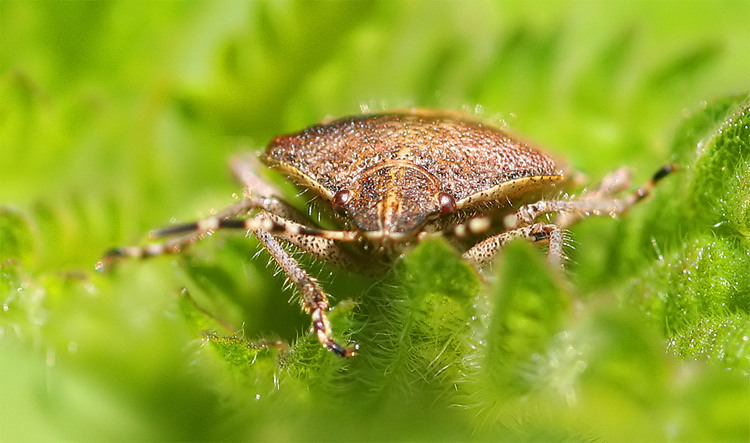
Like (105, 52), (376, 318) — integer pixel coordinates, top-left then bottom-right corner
(1, 1), (749, 441)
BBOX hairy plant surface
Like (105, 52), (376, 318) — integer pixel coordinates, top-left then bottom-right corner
(1, 2), (749, 441)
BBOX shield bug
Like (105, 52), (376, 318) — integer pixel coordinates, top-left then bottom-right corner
(97, 109), (673, 357)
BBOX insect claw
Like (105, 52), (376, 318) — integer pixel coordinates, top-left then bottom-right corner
(346, 343), (360, 357)
(327, 341), (358, 358)
(94, 260), (108, 272)
(94, 248), (127, 272)
(653, 163), (677, 182)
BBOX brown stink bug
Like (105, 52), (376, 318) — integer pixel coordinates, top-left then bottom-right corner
(97, 109), (673, 357)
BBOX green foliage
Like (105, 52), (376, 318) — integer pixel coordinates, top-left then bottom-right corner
(480, 240), (571, 398)
(624, 99), (750, 375)
(2, 1), (749, 441)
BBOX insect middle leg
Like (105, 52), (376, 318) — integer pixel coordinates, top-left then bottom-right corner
(173, 211), (362, 356)
(463, 222), (564, 268)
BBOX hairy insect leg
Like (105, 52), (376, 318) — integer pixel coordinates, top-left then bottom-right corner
(95, 197), (258, 271)
(230, 153), (278, 196)
(554, 167), (631, 228)
(235, 212), (368, 270)
(151, 211), (360, 242)
(505, 164), (675, 230)
(462, 165), (674, 270)
(253, 227), (358, 357)
(258, 213), (368, 270)
(99, 153), (367, 270)
(97, 151), (363, 270)
(463, 222), (564, 268)
(233, 154), (352, 232)
(98, 208), (364, 272)
(231, 154), (313, 221)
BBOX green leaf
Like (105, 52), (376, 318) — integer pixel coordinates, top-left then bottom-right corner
(624, 98), (750, 375)
(482, 240), (570, 396)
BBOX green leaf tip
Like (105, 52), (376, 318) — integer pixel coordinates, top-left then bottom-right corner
(332, 239), (481, 389)
(0, 207), (36, 264)
(623, 95), (750, 374)
(689, 98), (750, 233)
(477, 240), (571, 396)
(627, 234), (750, 373)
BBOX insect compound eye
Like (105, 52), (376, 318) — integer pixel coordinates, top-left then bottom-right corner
(438, 192), (457, 215)
(332, 189), (352, 212)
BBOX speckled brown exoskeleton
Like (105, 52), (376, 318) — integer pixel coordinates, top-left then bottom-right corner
(97, 109), (673, 357)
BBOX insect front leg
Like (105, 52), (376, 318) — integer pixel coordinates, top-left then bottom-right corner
(253, 227), (358, 357)
(96, 206), (362, 271)
(150, 210), (366, 271)
(258, 213), (376, 272)
(95, 197), (260, 270)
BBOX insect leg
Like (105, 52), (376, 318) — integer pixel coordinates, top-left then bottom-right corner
(463, 222), (564, 267)
(200, 212), (367, 270)
(230, 154), (313, 224)
(95, 197), (258, 271)
(505, 164), (675, 229)
(552, 167), (631, 228)
(230, 153), (278, 195)
(97, 208), (363, 271)
(99, 152), (358, 270)
(257, 213), (373, 271)
(253, 227), (358, 357)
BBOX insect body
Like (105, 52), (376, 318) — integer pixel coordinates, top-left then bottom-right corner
(98, 109), (672, 357)
(263, 111), (563, 248)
